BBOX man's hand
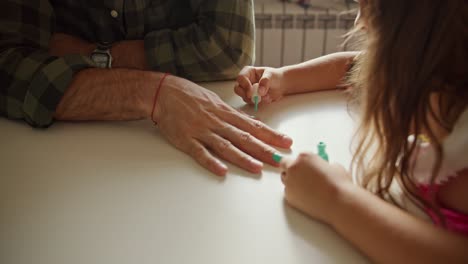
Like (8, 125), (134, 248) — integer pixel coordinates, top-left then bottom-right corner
(154, 75), (293, 176)
(49, 34), (291, 176)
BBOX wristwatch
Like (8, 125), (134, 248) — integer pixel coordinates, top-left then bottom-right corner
(91, 42), (112, 68)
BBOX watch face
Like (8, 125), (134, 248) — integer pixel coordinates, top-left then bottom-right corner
(91, 53), (110, 68)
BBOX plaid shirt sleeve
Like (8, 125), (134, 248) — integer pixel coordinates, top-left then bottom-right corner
(0, 0), (94, 128)
(144, 0), (255, 82)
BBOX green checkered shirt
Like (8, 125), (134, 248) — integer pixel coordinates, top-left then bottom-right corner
(0, 0), (255, 127)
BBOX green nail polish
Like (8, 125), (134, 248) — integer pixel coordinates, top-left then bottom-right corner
(254, 96), (259, 112)
(272, 153), (283, 163)
(317, 142), (329, 162)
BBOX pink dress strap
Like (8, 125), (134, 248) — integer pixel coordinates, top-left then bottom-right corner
(410, 108), (468, 236)
(418, 182), (468, 237)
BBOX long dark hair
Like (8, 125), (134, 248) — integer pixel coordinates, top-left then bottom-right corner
(350, 0), (468, 216)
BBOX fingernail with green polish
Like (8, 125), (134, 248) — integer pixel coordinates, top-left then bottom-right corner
(317, 142), (329, 162)
(272, 153), (283, 163)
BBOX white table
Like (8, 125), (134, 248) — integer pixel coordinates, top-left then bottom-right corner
(0, 81), (368, 264)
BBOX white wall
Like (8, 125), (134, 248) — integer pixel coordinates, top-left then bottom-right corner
(253, 0), (357, 67)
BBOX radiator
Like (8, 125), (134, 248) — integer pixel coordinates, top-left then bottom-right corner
(254, 0), (357, 67)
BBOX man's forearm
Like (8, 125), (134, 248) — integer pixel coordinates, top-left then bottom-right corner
(55, 68), (160, 121)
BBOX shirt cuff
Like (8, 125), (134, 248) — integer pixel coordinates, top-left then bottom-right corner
(23, 54), (95, 128)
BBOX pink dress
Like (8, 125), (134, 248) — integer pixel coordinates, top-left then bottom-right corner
(409, 108), (468, 236)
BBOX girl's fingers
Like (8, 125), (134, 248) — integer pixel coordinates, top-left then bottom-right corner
(281, 171), (287, 184)
(234, 84), (249, 103)
(280, 156), (293, 170)
(236, 67), (256, 97)
(262, 94), (273, 104)
(258, 71), (273, 96)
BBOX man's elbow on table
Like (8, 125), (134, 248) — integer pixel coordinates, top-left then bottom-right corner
(217, 48), (254, 80)
(186, 47), (254, 83)
(171, 28), (255, 82)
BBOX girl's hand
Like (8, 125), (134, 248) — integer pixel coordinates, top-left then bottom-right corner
(281, 153), (354, 224)
(234, 66), (286, 105)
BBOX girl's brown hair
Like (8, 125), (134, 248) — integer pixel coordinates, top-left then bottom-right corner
(350, 0), (468, 215)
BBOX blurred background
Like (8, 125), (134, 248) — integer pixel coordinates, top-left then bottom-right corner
(253, 0), (358, 67)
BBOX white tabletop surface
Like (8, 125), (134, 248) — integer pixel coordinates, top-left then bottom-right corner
(0, 81), (368, 264)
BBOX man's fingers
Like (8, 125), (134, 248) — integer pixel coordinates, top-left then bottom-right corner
(200, 134), (263, 174)
(214, 124), (283, 167)
(185, 140), (228, 177)
(218, 110), (293, 149)
(235, 109), (258, 120)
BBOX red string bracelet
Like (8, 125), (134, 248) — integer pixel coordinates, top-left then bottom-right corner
(151, 72), (170, 125)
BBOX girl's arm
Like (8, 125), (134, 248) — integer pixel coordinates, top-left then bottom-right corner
(281, 154), (468, 264)
(332, 184), (468, 264)
(235, 52), (359, 104)
(281, 51), (359, 95)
